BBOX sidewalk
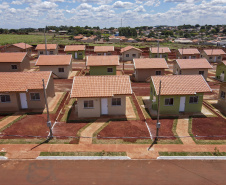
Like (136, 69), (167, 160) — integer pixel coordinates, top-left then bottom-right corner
(0, 113), (22, 130)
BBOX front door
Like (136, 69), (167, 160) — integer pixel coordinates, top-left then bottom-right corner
(189, 56), (191, 59)
(160, 54), (162, 58)
(75, 52), (77, 59)
(179, 96), (186, 112)
(220, 72), (225, 81)
(20, 93), (28, 109)
(214, 56), (217, 62)
(104, 53), (106, 56)
(101, 98), (108, 115)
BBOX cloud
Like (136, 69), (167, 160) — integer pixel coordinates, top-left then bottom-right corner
(112, 1), (134, 9)
(134, 5), (146, 12)
(136, 0), (160, 7)
(0, 2), (9, 9)
(73, 0), (113, 4)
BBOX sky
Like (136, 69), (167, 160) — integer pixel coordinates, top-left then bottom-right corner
(0, 0), (225, 29)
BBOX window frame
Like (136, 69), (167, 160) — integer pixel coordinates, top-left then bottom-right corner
(58, 68), (64, 73)
(164, 98), (174, 106)
(199, 71), (204, 76)
(107, 67), (113, 73)
(112, 98), (121, 106)
(189, 96), (199, 104)
(126, 54), (129, 57)
(49, 51), (54, 55)
(0, 95), (11, 103)
(132, 54), (136, 58)
(30, 93), (40, 101)
(84, 100), (94, 109)
(11, 65), (18, 70)
(155, 71), (161, 75)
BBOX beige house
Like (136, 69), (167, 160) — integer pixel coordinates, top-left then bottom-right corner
(133, 58), (169, 82)
(35, 55), (72, 79)
(177, 48), (200, 59)
(4, 43), (33, 55)
(0, 71), (55, 112)
(70, 76), (132, 118)
(218, 82), (226, 115)
(201, 49), (225, 63)
(0, 52), (30, 72)
(149, 47), (171, 59)
(120, 46), (142, 61)
(94, 46), (115, 56)
(35, 44), (58, 55)
(173, 59), (213, 80)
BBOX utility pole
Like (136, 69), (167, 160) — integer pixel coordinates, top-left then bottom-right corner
(155, 80), (161, 142)
(120, 18), (124, 72)
(157, 40), (159, 58)
(44, 27), (47, 55)
(42, 79), (53, 138)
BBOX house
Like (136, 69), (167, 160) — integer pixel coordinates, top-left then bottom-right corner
(177, 48), (200, 59)
(86, 55), (119, 75)
(201, 49), (225, 63)
(150, 75), (212, 115)
(0, 71), (55, 112)
(35, 55), (72, 79)
(0, 52), (30, 72)
(216, 61), (226, 82)
(73, 34), (84, 41)
(218, 82), (226, 115)
(173, 59), (213, 80)
(94, 46), (115, 55)
(35, 44), (58, 55)
(149, 47), (171, 60)
(133, 58), (169, 82)
(64, 45), (86, 59)
(70, 75), (132, 117)
(120, 46), (142, 61)
(4, 43), (33, 55)
(127, 38), (138, 43)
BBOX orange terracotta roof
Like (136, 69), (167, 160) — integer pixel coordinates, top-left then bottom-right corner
(36, 55), (72, 66)
(151, 75), (212, 95)
(86, 55), (119, 66)
(0, 71), (52, 92)
(0, 52), (27, 63)
(178, 48), (200, 55)
(12, 43), (33, 49)
(64, 45), (85, 51)
(203, 49), (225, 56)
(222, 61), (226, 65)
(176, 59), (213, 69)
(71, 75), (132, 98)
(120, 46), (142, 53)
(35, 44), (58, 50)
(73, 35), (84, 39)
(150, 47), (171, 54)
(134, 58), (169, 69)
(94, 46), (114, 52)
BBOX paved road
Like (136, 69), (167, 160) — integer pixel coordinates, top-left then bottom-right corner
(0, 160), (225, 185)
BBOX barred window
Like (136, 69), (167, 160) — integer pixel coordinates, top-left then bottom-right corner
(112, 98), (121, 106)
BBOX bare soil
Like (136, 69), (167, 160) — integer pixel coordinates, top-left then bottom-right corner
(0, 116), (6, 121)
(207, 81), (221, 89)
(192, 116), (226, 140)
(131, 83), (150, 96)
(53, 79), (73, 92)
(146, 118), (176, 140)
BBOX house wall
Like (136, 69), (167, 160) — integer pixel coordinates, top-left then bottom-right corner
(37, 48), (58, 55)
(150, 53), (168, 60)
(5, 45), (32, 55)
(216, 63), (226, 82)
(201, 52), (222, 63)
(150, 81), (204, 114)
(135, 69), (165, 82)
(218, 84), (226, 115)
(66, 50), (85, 60)
(0, 93), (20, 112)
(177, 53), (200, 59)
(39, 63), (72, 79)
(95, 52), (113, 56)
(121, 49), (142, 61)
(173, 63), (208, 80)
(77, 95), (127, 118)
(90, 66), (117, 75)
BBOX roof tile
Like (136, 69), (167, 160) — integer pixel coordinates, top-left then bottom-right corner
(86, 55), (119, 66)
(134, 58), (169, 69)
(36, 55), (72, 66)
(176, 59), (213, 69)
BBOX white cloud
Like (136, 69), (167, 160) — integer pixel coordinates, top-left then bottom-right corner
(73, 0), (113, 4)
(112, 1), (134, 9)
(134, 5), (146, 12)
(30, 1), (58, 10)
(0, 2), (9, 9)
(136, 0), (160, 7)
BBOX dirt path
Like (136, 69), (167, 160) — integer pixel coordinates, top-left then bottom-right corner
(79, 118), (109, 145)
(0, 113), (22, 130)
(176, 117), (195, 145)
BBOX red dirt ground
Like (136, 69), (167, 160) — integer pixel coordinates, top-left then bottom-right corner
(53, 79), (73, 92)
(192, 116), (226, 140)
(131, 83), (150, 96)
(97, 120), (150, 142)
(146, 118), (176, 140)
(208, 81), (221, 89)
(0, 116), (6, 120)
(2, 114), (50, 139)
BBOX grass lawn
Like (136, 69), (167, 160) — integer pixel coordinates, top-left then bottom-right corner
(0, 152), (6, 156)
(40, 151), (127, 156)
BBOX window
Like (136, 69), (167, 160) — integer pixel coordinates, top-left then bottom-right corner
(179, 70), (182, 75)
(126, 54), (129, 57)
(221, 91), (225, 99)
(50, 51), (54, 55)
(189, 96), (199, 104)
(112, 98), (121, 106)
(58, 68), (64, 73)
(199, 71), (204, 76)
(107, 68), (113, 73)
(97, 53), (101, 56)
(156, 71), (161, 75)
(107, 53), (111, 55)
(84, 100), (94, 108)
(218, 56), (221, 59)
(40, 51), (44, 55)
(192, 56), (196, 59)
(0, 95), (11, 103)
(209, 57), (212, 59)
(30, 93), (40, 101)
(78, 52), (82, 56)
(163, 55), (166, 58)
(165, 98), (174, 106)
(183, 56), (187, 59)
(132, 54), (136, 57)
(11, 65), (17, 70)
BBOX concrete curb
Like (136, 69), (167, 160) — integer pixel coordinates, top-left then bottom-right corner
(157, 156), (226, 160)
(37, 156), (131, 160)
(0, 156), (8, 160)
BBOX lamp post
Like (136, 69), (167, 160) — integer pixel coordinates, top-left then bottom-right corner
(155, 80), (161, 141)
